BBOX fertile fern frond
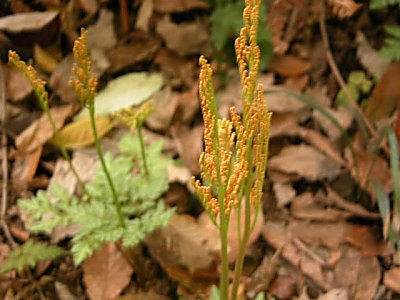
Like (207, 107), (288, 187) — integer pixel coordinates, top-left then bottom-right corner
(1, 241), (66, 273)
(370, 0), (400, 9)
(379, 26), (400, 61)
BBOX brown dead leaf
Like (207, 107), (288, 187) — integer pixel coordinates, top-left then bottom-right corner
(273, 182), (296, 208)
(6, 65), (33, 102)
(49, 55), (77, 103)
(118, 291), (170, 300)
(173, 84), (200, 124)
(170, 124), (203, 175)
(269, 275), (297, 300)
(108, 33), (160, 74)
(156, 16), (212, 57)
(145, 214), (218, 291)
(383, 268), (400, 293)
(16, 105), (74, 152)
(83, 243), (134, 300)
(364, 62), (400, 122)
(291, 192), (352, 221)
(356, 31), (390, 80)
(153, 0), (209, 13)
(146, 87), (178, 132)
(269, 145), (342, 181)
(155, 48), (196, 87)
(333, 245), (380, 300)
(0, 11), (59, 33)
(135, 0), (153, 32)
(313, 106), (353, 141)
(345, 146), (391, 195)
(80, 0), (99, 15)
(345, 225), (393, 256)
(326, 186), (381, 219)
(317, 289), (348, 300)
(327, 0), (361, 19)
(87, 9), (117, 75)
(269, 112), (299, 138)
(267, 55), (311, 77)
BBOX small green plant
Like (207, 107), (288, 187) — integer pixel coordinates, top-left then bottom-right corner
(193, 1), (271, 299)
(0, 241), (66, 273)
(369, 0), (400, 10)
(3, 29), (174, 272)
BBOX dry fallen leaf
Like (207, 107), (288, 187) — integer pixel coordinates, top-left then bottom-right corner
(267, 55), (311, 77)
(53, 116), (113, 149)
(83, 243), (134, 300)
(355, 31), (390, 80)
(156, 16), (212, 57)
(153, 0), (209, 13)
(146, 86), (178, 132)
(16, 105), (74, 153)
(170, 124), (203, 175)
(135, 0), (154, 32)
(6, 65), (33, 102)
(0, 11), (59, 33)
(327, 0), (361, 19)
(383, 268), (400, 293)
(49, 54), (77, 103)
(269, 145), (342, 181)
(33, 43), (58, 74)
(145, 214), (218, 291)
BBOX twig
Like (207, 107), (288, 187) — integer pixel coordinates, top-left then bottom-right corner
(0, 59), (16, 249)
(319, 0), (387, 153)
(119, 0), (130, 34)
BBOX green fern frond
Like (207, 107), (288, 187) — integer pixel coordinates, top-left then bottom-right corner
(370, 0), (400, 9)
(18, 133), (174, 266)
(1, 241), (66, 273)
(379, 26), (400, 61)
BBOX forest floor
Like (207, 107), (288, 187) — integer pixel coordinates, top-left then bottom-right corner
(0, 0), (400, 299)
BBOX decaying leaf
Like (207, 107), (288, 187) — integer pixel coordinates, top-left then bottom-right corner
(83, 243), (134, 300)
(16, 105), (74, 152)
(52, 116), (113, 149)
(327, 0), (361, 19)
(33, 43), (58, 74)
(267, 55), (311, 77)
(156, 16), (212, 57)
(49, 54), (77, 103)
(0, 11), (59, 33)
(6, 65), (33, 102)
(383, 268), (400, 293)
(153, 0), (209, 13)
(269, 145), (342, 181)
(11, 147), (42, 194)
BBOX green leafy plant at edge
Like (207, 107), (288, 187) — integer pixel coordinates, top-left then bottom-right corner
(4, 29), (174, 272)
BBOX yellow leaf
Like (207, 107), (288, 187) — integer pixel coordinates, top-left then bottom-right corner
(53, 116), (113, 149)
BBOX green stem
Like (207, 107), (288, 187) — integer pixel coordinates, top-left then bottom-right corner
(89, 107), (126, 228)
(219, 214), (229, 300)
(230, 196), (251, 300)
(43, 106), (87, 195)
(136, 124), (149, 176)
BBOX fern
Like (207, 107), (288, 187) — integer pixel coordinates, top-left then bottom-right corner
(18, 134), (174, 265)
(379, 26), (400, 61)
(1, 240), (66, 273)
(370, 0), (400, 9)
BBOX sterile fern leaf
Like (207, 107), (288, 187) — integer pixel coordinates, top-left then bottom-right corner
(1, 240), (65, 273)
(370, 0), (400, 9)
(379, 26), (400, 61)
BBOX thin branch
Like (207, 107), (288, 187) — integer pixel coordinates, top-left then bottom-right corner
(0, 60), (16, 248)
(319, 0), (386, 151)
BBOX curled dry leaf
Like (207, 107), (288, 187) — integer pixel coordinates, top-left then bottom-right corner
(16, 104), (74, 153)
(0, 11), (59, 34)
(327, 0), (362, 19)
(83, 243), (134, 300)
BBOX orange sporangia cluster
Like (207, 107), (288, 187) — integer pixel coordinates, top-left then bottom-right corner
(8, 51), (48, 109)
(70, 28), (98, 106)
(193, 0), (271, 219)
